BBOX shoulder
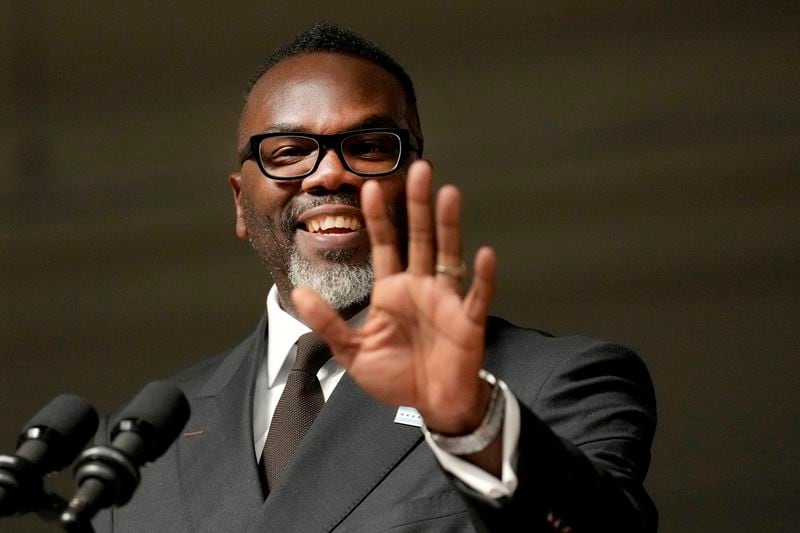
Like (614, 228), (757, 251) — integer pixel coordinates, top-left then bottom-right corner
(166, 350), (229, 391)
(164, 315), (267, 398)
(484, 315), (649, 373)
(483, 315), (655, 416)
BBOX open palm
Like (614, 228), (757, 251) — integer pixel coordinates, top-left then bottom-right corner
(293, 161), (497, 434)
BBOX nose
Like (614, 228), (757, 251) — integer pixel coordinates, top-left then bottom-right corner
(301, 148), (362, 192)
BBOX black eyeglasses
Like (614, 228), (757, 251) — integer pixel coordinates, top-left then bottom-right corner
(240, 128), (420, 180)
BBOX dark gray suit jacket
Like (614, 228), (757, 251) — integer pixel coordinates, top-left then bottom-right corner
(94, 315), (657, 532)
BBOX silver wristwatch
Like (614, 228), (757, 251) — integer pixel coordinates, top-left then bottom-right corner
(423, 369), (505, 455)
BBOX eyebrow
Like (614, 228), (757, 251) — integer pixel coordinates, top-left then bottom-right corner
(256, 115), (401, 135)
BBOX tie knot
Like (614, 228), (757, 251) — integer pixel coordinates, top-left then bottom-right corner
(293, 332), (331, 375)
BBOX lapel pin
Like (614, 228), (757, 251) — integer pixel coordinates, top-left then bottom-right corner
(394, 406), (423, 428)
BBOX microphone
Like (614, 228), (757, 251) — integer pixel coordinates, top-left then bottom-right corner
(0, 394), (98, 516)
(61, 381), (190, 528)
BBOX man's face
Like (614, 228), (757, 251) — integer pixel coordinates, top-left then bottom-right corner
(230, 52), (412, 318)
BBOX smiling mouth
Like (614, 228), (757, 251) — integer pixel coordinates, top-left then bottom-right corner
(300, 214), (363, 234)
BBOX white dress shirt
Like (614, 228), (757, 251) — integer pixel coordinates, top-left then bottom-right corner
(253, 285), (520, 500)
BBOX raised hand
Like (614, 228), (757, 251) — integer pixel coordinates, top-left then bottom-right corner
(292, 160), (498, 437)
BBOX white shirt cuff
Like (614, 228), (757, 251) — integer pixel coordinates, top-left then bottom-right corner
(423, 379), (520, 500)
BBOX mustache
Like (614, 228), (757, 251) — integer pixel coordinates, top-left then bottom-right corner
(280, 192), (361, 233)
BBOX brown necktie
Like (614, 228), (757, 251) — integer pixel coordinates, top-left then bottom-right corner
(260, 332), (331, 493)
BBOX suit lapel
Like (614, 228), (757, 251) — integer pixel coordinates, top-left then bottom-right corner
(168, 312), (424, 531)
(250, 373), (424, 532)
(175, 315), (266, 532)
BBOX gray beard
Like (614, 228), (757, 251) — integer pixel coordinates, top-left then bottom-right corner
(287, 247), (374, 311)
(240, 189), (405, 314)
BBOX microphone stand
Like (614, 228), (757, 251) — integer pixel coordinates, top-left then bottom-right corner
(60, 503), (97, 533)
(0, 453), (95, 532)
(40, 491), (93, 533)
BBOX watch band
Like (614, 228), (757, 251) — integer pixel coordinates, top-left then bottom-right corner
(423, 369), (505, 455)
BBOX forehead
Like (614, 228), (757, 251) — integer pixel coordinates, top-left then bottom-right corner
(238, 53), (409, 145)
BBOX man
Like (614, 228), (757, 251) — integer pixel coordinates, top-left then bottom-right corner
(95, 23), (656, 532)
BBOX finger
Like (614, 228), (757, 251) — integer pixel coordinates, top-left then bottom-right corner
(292, 287), (358, 368)
(362, 180), (402, 279)
(434, 184), (464, 292)
(462, 246), (497, 324)
(406, 160), (435, 276)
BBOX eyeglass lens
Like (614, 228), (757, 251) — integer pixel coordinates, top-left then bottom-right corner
(258, 132), (402, 178)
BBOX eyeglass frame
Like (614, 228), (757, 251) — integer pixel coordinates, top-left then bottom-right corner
(239, 127), (421, 180)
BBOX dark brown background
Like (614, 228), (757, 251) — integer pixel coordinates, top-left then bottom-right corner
(2, 2), (798, 532)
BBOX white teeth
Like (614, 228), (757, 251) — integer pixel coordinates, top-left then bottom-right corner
(305, 215), (362, 233)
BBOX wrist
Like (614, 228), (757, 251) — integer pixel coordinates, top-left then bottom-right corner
(422, 370), (505, 455)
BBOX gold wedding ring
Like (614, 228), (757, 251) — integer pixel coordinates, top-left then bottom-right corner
(435, 262), (466, 279)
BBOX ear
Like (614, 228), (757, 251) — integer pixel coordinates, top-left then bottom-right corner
(228, 172), (247, 239)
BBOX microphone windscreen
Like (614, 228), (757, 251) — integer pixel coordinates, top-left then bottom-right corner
(20, 394), (99, 471)
(112, 381), (190, 460)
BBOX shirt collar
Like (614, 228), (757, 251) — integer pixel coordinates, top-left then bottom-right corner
(266, 285), (311, 388)
(265, 285), (369, 388)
